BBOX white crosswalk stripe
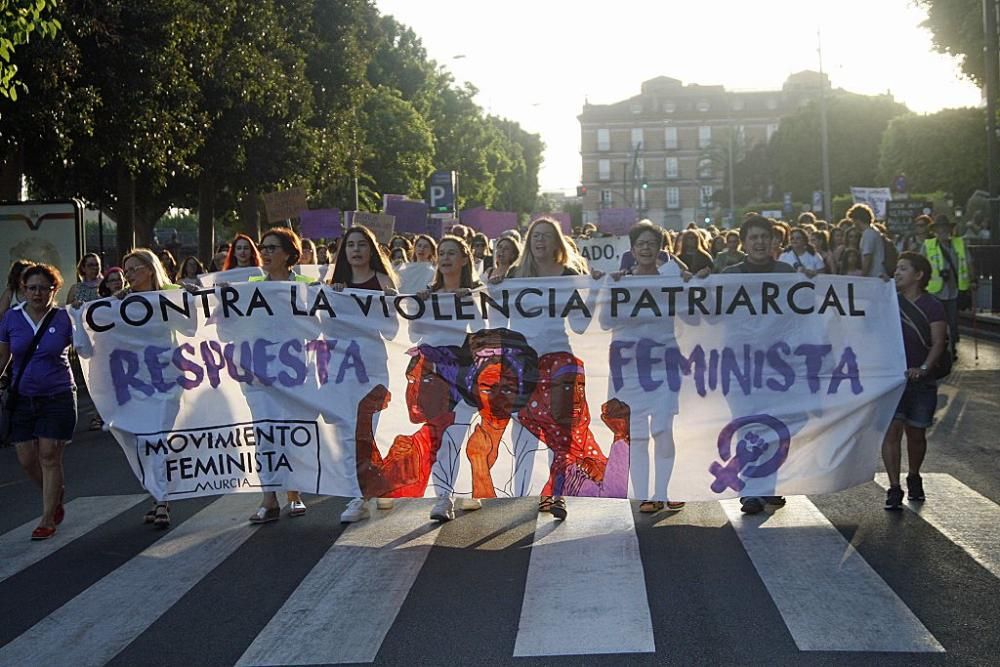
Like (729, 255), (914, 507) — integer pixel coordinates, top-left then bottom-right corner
(720, 496), (943, 652)
(874, 473), (1000, 578)
(0, 494), (147, 584)
(1, 482), (999, 663)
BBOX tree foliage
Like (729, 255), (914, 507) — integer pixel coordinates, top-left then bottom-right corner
(0, 0), (62, 100)
(763, 93), (909, 202)
(878, 107), (987, 203)
(1, 0), (544, 254)
(917, 0), (985, 86)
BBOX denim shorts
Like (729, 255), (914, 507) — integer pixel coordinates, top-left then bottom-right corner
(10, 389), (77, 442)
(894, 381), (938, 429)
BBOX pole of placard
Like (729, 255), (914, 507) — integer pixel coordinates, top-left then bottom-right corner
(984, 0), (1000, 240)
(973, 303), (979, 360)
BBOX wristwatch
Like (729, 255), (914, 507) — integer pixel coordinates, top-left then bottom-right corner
(919, 363), (929, 373)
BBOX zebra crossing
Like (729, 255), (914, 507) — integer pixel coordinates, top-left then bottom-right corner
(0, 474), (997, 666)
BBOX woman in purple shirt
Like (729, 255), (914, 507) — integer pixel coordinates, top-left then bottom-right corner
(0, 264), (76, 540)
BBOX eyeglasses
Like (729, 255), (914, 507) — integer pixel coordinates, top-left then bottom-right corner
(258, 244), (282, 254)
(633, 241), (658, 249)
(25, 284), (55, 293)
(123, 265), (146, 276)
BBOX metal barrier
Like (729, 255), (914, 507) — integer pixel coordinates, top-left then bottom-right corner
(969, 245), (998, 312)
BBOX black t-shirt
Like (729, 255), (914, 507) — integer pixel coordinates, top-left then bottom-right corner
(722, 259), (795, 274)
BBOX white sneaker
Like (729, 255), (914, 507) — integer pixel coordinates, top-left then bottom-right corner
(340, 497), (369, 523)
(460, 498), (482, 511)
(376, 498), (395, 510)
(430, 497), (455, 522)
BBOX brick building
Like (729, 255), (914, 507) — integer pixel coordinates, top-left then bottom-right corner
(578, 71), (826, 229)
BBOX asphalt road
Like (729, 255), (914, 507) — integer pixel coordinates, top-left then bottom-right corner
(0, 340), (996, 666)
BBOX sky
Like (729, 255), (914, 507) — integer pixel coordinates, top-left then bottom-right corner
(374, 0), (983, 194)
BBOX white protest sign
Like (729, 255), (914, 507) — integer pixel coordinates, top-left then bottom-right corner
(576, 235), (632, 273)
(850, 187), (893, 220)
(351, 211), (395, 245)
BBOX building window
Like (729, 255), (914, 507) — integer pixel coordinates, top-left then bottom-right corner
(630, 103), (643, 114)
(665, 157), (678, 179)
(663, 102), (676, 113)
(598, 159), (611, 181)
(631, 128), (643, 150)
(699, 185), (714, 208)
(597, 128), (610, 152)
(664, 126), (678, 150)
(731, 98), (744, 111)
(666, 187), (680, 209)
(696, 100), (710, 112)
(698, 157), (713, 179)
(698, 126), (712, 148)
(766, 123), (779, 141)
(600, 189), (613, 206)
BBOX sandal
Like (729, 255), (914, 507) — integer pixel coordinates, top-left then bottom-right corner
(89, 416), (104, 431)
(249, 506), (280, 524)
(549, 497), (567, 521)
(666, 501), (686, 511)
(144, 504), (157, 524)
(538, 496), (555, 513)
(639, 500), (665, 513)
(153, 504), (170, 529)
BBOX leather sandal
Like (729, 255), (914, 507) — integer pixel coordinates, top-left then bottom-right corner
(249, 506), (280, 524)
(538, 496), (555, 513)
(640, 500), (664, 513)
(153, 504), (170, 529)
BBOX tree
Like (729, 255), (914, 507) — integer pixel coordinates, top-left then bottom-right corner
(0, 0), (62, 100)
(878, 107), (987, 204)
(917, 0), (985, 86)
(765, 93), (908, 202)
(359, 86), (435, 199)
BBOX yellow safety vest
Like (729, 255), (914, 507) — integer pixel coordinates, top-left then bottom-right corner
(923, 237), (970, 293)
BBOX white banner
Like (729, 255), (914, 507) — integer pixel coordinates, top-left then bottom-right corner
(198, 264), (333, 287)
(71, 275), (905, 503)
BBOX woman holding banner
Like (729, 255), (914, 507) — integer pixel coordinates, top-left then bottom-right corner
(330, 226), (398, 294)
(610, 221), (689, 512)
(333, 226), (401, 523)
(493, 217), (595, 519)
(120, 249), (180, 527)
(419, 235), (484, 520)
(0, 264), (76, 540)
(247, 227), (315, 524)
(882, 251), (947, 510)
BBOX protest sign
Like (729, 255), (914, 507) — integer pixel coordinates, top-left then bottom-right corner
(262, 187), (308, 224)
(73, 275), (904, 504)
(577, 235), (632, 273)
(384, 198), (429, 234)
(350, 211), (395, 244)
(850, 187), (893, 220)
(298, 208), (342, 239)
(463, 208), (518, 238)
(884, 200), (933, 236)
(597, 208), (637, 236)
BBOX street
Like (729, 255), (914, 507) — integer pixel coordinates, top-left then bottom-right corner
(0, 341), (997, 666)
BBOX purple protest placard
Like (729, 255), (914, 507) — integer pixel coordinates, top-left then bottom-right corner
(531, 212), (572, 234)
(384, 199), (429, 234)
(598, 208), (637, 236)
(298, 208), (342, 239)
(463, 208), (518, 238)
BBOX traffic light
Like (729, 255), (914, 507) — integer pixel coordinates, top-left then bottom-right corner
(576, 185), (587, 197)
(641, 179), (648, 190)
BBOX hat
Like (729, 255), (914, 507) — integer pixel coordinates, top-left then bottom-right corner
(930, 215), (954, 230)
